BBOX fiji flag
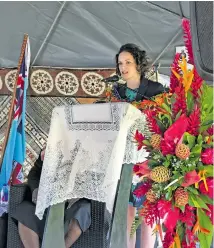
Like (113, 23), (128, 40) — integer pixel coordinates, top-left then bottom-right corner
(0, 36), (30, 210)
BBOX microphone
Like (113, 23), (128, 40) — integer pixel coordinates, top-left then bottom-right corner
(101, 75), (119, 83)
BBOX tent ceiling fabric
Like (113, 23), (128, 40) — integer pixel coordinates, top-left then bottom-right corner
(0, 1), (189, 75)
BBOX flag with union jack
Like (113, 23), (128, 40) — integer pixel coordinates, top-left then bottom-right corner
(0, 36), (30, 215)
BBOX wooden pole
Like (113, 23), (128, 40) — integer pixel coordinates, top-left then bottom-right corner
(0, 34), (29, 171)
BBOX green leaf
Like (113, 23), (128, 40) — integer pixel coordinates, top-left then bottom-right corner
(187, 91), (194, 114)
(143, 140), (151, 146)
(183, 132), (196, 149)
(176, 222), (185, 243)
(175, 109), (182, 121)
(187, 135), (196, 149)
(198, 165), (213, 177)
(165, 191), (172, 200)
(130, 215), (143, 237)
(155, 118), (167, 133)
(163, 160), (170, 167)
(197, 134), (203, 146)
(188, 193), (209, 210)
(148, 160), (159, 167)
(187, 187), (199, 195)
(191, 144), (202, 156)
(177, 205), (185, 213)
(200, 194), (213, 204)
(162, 103), (172, 114)
(198, 208), (213, 248)
(166, 155), (173, 160)
(200, 83), (214, 132)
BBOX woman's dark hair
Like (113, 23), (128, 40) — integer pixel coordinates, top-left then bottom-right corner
(115, 43), (150, 77)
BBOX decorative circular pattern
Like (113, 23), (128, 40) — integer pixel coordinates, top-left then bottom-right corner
(0, 77), (2, 90)
(81, 72), (105, 96)
(5, 70), (17, 91)
(55, 71), (79, 96)
(30, 70), (54, 94)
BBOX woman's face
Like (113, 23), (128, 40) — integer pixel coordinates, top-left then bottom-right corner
(118, 51), (139, 81)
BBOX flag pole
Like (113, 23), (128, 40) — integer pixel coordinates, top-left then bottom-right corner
(0, 34), (29, 171)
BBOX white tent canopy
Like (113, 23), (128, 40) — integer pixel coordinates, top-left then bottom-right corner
(0, 1), (190, 75)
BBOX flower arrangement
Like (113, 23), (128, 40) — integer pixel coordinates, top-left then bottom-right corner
(132, 19), (213, 248)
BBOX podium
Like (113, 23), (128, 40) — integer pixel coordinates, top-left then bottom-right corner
(36, 103), (148, 248)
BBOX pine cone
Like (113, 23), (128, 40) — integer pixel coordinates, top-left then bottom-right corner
(150, 134), (162, 149)
(175, 187), (188, 206)
(146, 189), (157, 203)
(175, 144), (190, 160)
(150, 166), (171, 183)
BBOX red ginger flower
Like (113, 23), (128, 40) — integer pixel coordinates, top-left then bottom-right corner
(144, 109), (162, 134)
(179, 205), (196, 227)
(134, 130), (145, 150)
(201, 148), (214, 165)
(140, 200), (159, 228)
(170, 53), (181, 93)
(162, 231), (174, 248)
(187, 104), (200, 136)
(191, 68), (203, 98)
(182, 240), (197, 248)
(172, 84), (187, 117)
(207, 125), (214, 136)
(182, 18), (194, 64)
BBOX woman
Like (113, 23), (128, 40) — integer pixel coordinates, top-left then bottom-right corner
(11, 149), (91, 248)
(113, 43), (166, 248)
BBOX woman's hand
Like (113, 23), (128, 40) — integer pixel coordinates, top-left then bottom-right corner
(32, 188), (38, 204)
(41, 147), (46, 161)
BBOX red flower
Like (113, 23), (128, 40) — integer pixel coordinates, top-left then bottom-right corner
(187, 105), (200, 136)
(133, 164), (143, 177)
(170, 53), (181, 93)
(199, 177), (214, 199)
(182, 170), (200, 187)
(136, 160), (151, 175)
(182, 240), (197, 248)
(182, 18), (194, 64)
(191, 68), (203, 98)
(133, 180), (152, 198)
(179, 205), (196, 227)
(144, 110), (162, 134)
(160, 138), (176, 155)
(201, 148), (214, 165)
(157, 199), (180, 232)
(140, 200), (160, 227)
(172, 84), (187, 117)
(164, 114), (189, 144)
(207, 125), (214, 136)
(162, 231), (174, 248)
(134, 130), (145, 150)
